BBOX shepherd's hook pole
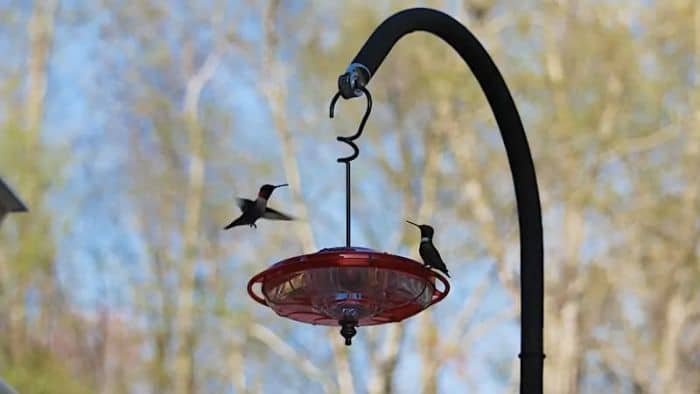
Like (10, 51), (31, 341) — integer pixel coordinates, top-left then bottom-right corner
(331, 8), (545, 393)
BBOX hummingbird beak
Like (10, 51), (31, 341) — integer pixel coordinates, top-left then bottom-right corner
(274, 183), (289, 189)
(405, 220), (420, 227)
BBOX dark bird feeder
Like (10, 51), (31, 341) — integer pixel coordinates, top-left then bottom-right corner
(247, 8), (544, 393)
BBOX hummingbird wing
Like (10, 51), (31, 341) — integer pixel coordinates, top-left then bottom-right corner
(420, 243), (451, 278)
(236, 198), (255, 212)
(262, 207), (294, 221)
(224, 198), (256, 229)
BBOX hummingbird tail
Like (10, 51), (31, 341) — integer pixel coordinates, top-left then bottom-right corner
(224, 216), (247, 229)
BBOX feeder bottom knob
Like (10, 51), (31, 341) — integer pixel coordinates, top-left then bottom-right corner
(339, 320), (357, 346)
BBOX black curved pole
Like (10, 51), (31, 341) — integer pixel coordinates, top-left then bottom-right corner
(334, 8), (544, 393)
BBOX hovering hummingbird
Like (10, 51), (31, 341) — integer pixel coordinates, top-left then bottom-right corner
(406, 220), (451, 278)
(223, 184), (294, 229)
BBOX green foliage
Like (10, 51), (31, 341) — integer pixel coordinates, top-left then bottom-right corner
(1, 350), (94, 394)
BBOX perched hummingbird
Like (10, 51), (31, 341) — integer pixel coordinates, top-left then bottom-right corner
(223, 184), (294, 229)
(406, 220), (451, 278)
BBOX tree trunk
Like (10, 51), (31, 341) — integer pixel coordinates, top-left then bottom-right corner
(9, 0), (58, 363)
(367, 325), (404, 394)
(173, 51), (219, 394)
(418, 311), (439, 394)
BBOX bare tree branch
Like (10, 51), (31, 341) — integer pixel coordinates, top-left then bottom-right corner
(249, 323), (332, 393)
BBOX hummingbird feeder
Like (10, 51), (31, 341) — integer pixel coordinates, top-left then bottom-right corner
(248, 7), (544, 391)
(247, 246), (450, 345)
(247, 65), (450, 346)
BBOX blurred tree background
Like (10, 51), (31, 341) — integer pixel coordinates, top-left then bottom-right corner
(0, 0), (698, 393)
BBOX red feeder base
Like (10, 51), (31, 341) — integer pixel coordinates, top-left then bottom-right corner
(247, 247), (450, 345)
